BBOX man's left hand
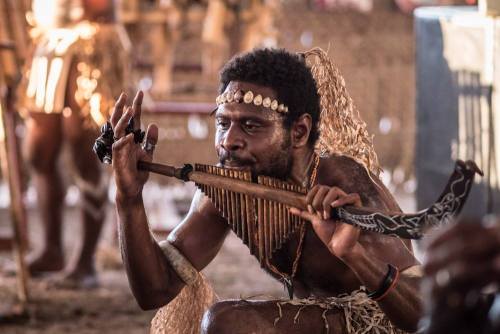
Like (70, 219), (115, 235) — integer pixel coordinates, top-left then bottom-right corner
(290, 185), (362, 260)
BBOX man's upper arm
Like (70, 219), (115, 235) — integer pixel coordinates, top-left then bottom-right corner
(167, 189), (230, 271)
(324, 155), (419, 269)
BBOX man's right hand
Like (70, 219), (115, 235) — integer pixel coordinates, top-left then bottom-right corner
(110, 91), (158, 201)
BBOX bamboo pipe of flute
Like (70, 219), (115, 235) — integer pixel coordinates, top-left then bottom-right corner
(137, 160), (389, 216)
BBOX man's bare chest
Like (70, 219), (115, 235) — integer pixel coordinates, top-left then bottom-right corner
(253, 227), (361, 298)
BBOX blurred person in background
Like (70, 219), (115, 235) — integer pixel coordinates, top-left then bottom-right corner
(20, 0), (130, 288)
(119, 0), (183, 98)
(421, 217), (500, 334)
(202, 0), (279, 80)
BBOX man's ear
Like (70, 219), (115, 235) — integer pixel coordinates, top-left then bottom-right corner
(291, 114), (312, 148)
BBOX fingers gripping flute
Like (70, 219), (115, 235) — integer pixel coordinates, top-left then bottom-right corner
(94, 122), (482, 264)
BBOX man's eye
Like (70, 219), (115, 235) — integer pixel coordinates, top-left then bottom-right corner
(243, 121), (260, 130)
(216, 119), (229, 128)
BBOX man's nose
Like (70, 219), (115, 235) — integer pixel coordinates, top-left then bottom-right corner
(221, 125), (245, 151)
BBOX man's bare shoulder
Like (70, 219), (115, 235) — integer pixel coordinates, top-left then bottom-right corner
(317, 154), (380, 198)
(318, 154), (368, 184)
(317, 154), (400, 211)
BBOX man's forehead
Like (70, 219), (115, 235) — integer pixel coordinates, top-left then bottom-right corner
(224, 81), (278, 99)
(215, 103), (282, 122)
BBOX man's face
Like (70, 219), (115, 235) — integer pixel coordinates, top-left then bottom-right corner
(215, 81), (293, 179)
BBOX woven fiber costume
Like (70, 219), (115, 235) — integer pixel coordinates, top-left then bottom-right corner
(24, 0), (130, 128)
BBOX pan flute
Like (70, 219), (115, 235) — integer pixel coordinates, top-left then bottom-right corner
(193, 163), (308, 265)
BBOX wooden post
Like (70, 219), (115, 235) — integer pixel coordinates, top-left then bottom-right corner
(0, 0), (30, 308)
(0, 93), (29, 304)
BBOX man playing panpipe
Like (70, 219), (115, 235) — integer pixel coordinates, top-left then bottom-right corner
(22, 0), (129, 287)
(111, 48), (421, 333)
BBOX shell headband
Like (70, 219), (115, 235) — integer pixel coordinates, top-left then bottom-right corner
(215, 89), (289, 114)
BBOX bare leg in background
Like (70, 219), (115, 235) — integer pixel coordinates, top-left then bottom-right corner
(24, 113), (65, 275)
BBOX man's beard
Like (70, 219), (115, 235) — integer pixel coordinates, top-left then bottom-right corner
(256, 137), (293, 180)
(219, 136), (293, 180)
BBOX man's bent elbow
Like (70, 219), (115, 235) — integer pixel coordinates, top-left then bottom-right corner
(135, 296), (171, 311)
(134, 291), (173, 311)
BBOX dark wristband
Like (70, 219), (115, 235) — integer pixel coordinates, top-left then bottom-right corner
(367, 264), (399, 301)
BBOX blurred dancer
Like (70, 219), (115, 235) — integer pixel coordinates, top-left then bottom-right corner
(202, 0), (279, 79)
(119, 0), (181, 97)
(23, 0), (130, 287)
